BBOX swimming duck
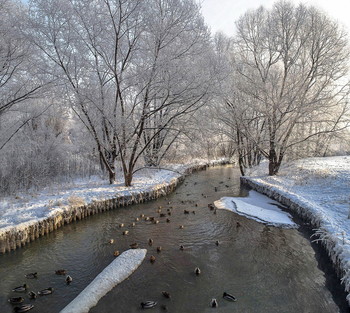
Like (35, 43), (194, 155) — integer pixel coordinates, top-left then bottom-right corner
(8, 297), (24, 304)
(13, 304), (34, 313)
(141, 301), (157, 309)
(179, 225), (184, 229)
(113, 250), (120, 257)
(166, 218), (170, 223)
(145, 217), (150, 221)
(184, 210), (190, 214)
(162, 291), (171, 298)
(159, 213), (166, 217)
(153, 220), (160, 224)
(148, 238), (153, 246)
(208, 204), (215, 210)
(66, 275), (73, 284)
(119, 223), (124, 228)
(140, 214), (145, 218)
(150, 217), (155, 221)
(38, 287), (54, 295)
(215, 240), (219, 246)
(195, 203), (198, 207)
(156, 246), (162, 253)
(210, 298), (218, 308)
(150, 255), (156, 263)
(122, 230), (129, 235)
(167, 212), (172, 216)
(12, 284), (28, 292)
(55, 269), (66, 275)
(135, 217), (139, 222)
(236, 222), (241, 227)
(194, 267), (201, 275)
(27, 291), (37, 299)
(130, 243), (139, 249)
(223, 292), (237, 301)
(109, 239), (114, 244)
(192, 211), (196, 214)
(130, 222), (136, 227)
(25, 273), (37, 279)
(180, 245), (184, 251)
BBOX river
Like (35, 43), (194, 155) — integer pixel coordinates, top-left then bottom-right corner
(0, 165), (348, 312)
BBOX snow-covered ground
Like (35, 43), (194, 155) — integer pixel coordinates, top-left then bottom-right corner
(244, 156), (350, 301)
(214, 190), (297, 228)
(0, 160), (219, 235)
(60, 249), (147, 313)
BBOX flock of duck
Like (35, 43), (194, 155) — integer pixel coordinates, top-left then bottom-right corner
(8, 270), (72, 312)
(7, 181), (237, 311)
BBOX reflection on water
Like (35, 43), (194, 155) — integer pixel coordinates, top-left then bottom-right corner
(0, 166), (348, 313)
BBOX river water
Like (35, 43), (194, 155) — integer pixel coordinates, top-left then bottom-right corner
(0, 166), (348, 313)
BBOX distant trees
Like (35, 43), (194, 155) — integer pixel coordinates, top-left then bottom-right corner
(218, 1), (350, 175)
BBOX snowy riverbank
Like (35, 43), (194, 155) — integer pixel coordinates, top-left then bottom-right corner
(0, 159), (228, 253)
(241, 156), (350, 303)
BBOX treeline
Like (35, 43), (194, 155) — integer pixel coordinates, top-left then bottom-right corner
(0, 0), (349, 195)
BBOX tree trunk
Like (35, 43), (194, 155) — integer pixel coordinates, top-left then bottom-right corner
(124, 172), (133, 187)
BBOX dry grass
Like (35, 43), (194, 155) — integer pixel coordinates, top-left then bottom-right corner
(67, 195), (86, 207)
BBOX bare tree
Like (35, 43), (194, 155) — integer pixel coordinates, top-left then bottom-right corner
(231, 1), (350, 175)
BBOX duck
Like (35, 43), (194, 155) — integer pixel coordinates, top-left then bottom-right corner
(192, 210), (196, 214)
(140, 214), (145, 218)
(27, 291), (37, 299)
(38, 287), (54, 295)
(141, 301), (157, 309)
(162, 291), (171, 298)
(180, 245), (185, 251)
(119, 223), (125, 228)
(13, 304), (34, 313)
(159, 213), (166, 217)
(122, 230), (129, 235)
(215, 240), (219, 246)
(194, 267), (201, 275)
(210, 298), (218, 308)
(25, 272), (37, 279)
(166, 218), (170, 223)
(223, 291), (237, 302)
(214, 209), (217, 215)
(208, 204), (215, 210)
(55, 269), (66, 275)
(130, 243), (139, 249)
(167, 212), (172, 216)
(150, 255), (156, 263)
(144, 217), (150, 221)
(12, 284), (28, 292)
(148, 238), (153, 246)
(130, 222), (136, 227)
(66, 275), (73, 284)
(113, 250), (120, 257)
(184, 210), (190, 214)
(214, 187), (218, 192)
(8, 297), (24, 304)
(179, 225), (184, 229)
(135, 217), (139, 222)
(153, 220), (160, 224)
(109, 239), (114, 244)
(150, 217), (155, 221)
(156, 246), (162, 253)
(195, 203), (198, 207)
(157, 208), (162, 213)
(236, 222), (241, 227)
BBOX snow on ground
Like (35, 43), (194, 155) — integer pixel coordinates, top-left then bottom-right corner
(245, 156), (350, 299)
(214, 190), (297, 228)
(60, 249), (147, 313)
(0, 160), (220, 235)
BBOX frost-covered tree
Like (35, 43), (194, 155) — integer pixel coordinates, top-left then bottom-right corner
(230, 1), (350, 175)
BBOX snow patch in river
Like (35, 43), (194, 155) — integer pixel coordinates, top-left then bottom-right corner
(214, 190), (297, 228)
(60, 249), (147, 313)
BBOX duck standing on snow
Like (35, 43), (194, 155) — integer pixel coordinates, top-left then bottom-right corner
(12, 284), (28, 292)
(223, 291), (237, 301)
(38, 287), (54, 295)
(141, 301), (157, 309)
(13, 304), (34, 313)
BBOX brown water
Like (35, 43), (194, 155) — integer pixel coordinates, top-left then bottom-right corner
(0, 166), (348, 313)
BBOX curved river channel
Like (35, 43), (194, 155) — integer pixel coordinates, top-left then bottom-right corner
(0, 166), (348, 313)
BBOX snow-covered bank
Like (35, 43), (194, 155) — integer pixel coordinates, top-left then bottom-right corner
(0, 159), (229, 253)
(240, 156), (350, 303)
(60, 249), (147, 313)
(214, 190), (297, 228)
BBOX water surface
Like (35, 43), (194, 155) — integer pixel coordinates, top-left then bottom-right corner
(0, 166), (348, 312)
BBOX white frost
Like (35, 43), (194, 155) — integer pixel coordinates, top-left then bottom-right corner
(214, 190), (297, 228)
(60, 249), (147, 313)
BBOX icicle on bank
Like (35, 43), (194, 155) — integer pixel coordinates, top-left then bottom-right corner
(60, 249), (147, 313)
